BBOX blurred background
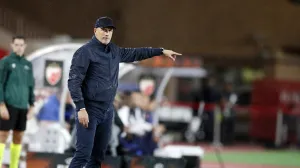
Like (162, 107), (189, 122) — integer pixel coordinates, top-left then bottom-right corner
(1, 0), (300, 168)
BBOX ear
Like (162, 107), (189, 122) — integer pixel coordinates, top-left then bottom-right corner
(94, 28), (97, 34)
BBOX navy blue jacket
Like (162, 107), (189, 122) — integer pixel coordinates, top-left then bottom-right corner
(68, 36), (163, 112)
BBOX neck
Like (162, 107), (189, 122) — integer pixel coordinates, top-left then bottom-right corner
(12, 52), (23, 57)
(91, 36), (109, 52)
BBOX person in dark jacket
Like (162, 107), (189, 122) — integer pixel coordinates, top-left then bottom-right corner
(195, 77), (221, 142)
(220, 82), (237, 145)
(68, 16), (181, 168)
(0, 35), (35, 168)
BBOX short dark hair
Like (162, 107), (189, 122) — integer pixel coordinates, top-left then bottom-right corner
(12, 35), (26, 42)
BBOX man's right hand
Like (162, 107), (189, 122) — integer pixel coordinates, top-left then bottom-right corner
(0, 104), (9, 120)
(78, 108), (89, 128)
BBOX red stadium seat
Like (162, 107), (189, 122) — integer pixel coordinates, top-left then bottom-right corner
(0, 48), (8, 60)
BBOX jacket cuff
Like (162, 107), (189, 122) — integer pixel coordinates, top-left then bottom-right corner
(153, 48), (164, 56)
(74, 100), (85, 111)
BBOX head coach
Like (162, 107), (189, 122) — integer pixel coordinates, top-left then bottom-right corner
(67, 16), (181, 168)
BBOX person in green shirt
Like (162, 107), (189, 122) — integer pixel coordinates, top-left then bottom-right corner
(0, 35), (35, 168)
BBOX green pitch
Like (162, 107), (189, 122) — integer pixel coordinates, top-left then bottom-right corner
(203, 150), (300, 167)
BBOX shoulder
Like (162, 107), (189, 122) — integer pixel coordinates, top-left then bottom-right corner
(24, 58), (32, 65)
(77, 44), (89, 52)
(0, 56), (10, 64)
(109, 43), (120, 50)
(74, 45), (89, 56)
(110, 43), (123, 56)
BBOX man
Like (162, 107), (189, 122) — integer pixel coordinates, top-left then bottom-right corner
(0, 36), (35, 168)
(68, 16), (181, 168)
(220, 82), (237, 145)
(195, 77), (221, 142)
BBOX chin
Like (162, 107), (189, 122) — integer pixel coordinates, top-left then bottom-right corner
(101, 39), (111, 45)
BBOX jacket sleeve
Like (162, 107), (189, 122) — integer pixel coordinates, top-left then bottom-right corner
(68, 48), (90, 111)
(119, 47), (163, 63)
(0, 59), (8, 104)
(28, 63), (35, 106)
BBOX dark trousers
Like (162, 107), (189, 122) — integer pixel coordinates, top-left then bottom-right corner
(69, 105), (113, 168)
(221, 117), (235, 145)
(203, 111), (214, 142)
(139, 132), (158, 155)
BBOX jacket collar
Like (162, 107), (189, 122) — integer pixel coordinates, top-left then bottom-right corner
(10, 52), (24, 60)
(91, 35), (110, 52)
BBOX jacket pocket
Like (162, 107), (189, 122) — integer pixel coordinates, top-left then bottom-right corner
(93, 86), (112, 102)
(93, 83), (118, 102)
(83, 81), (97, 100)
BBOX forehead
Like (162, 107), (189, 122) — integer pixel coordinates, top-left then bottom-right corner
(12, 39), (25, 44)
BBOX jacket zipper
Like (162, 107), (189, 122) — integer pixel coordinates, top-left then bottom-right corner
(108, 55), (113, 100)
(109, 55), (111, 80)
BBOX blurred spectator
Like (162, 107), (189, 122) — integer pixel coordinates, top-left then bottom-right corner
(36, 90), (75, 131)
(0, 36), (35, 168)
(106, 93), (128, 156)
(119, 92), (153, 136)
(194, 76), (221, 142)
(138, 74), (157, 112)
(138, 75), (166, 145)
(113, 93), (127, 132)
(220, 82), (237, 145)
(118, 91), (164, 155)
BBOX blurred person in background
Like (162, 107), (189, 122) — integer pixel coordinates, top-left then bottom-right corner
(138, 75), (158, 129)
(195, 76), (221, 142)
(106, 93), (127, 156)
(138, 75), (165, 143)
(220, 82), (237, 145)
(68, 16), (181, 167)
(36, 90), (75, 132)
(118, 91), (164, 155)
(113, 93), (126, 133)
(118, 91), (150, 155)
(138, 74), (157, 113)
(0, 35), (35, 168)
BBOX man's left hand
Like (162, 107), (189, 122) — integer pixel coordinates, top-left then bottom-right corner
(27, 106), (34, 120)
(162, 49), (182, 61)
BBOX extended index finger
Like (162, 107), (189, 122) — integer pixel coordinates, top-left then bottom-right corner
(173, 51), (182, 55)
